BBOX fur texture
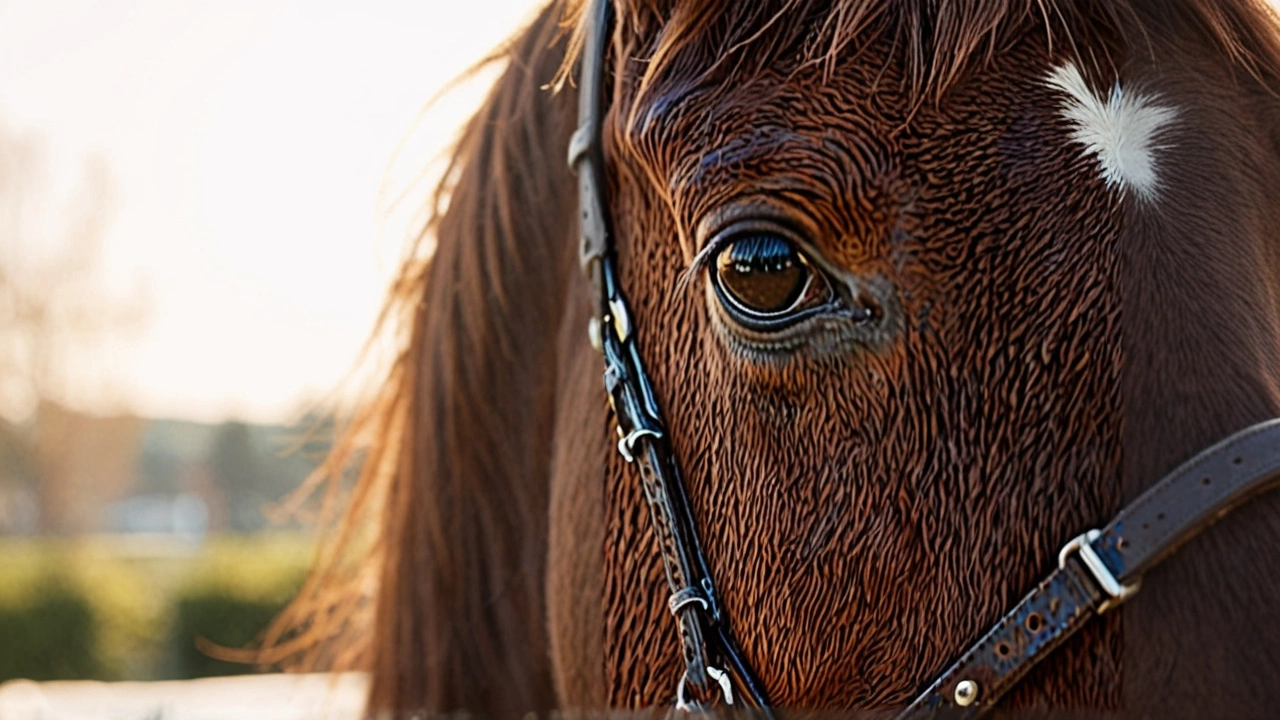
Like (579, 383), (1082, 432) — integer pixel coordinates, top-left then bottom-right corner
(272, 0), (1280, 717)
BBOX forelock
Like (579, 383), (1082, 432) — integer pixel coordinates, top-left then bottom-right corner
(558, 0), (1280, 101)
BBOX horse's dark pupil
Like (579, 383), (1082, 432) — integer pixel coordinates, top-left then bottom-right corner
(716, 234), (806, 314)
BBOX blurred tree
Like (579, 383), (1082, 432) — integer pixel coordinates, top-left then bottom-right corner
(0, 127), (141, 421)
(0, 124), (144, 532)
(136, 442), (182, 496)
(0, 417), (36, 532)
(209, 421), (265, 532)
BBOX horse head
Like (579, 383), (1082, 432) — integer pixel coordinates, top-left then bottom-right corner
(276, 1), (1280, 716)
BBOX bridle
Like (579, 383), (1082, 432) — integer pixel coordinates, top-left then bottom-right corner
(566, 0), (1280, 714)
(567, 0), (768, 708)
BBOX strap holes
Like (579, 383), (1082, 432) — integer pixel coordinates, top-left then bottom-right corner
(1141, 522), (1150, 530)
(996, 641), (1012, 659)
(1025, 612), (1043, 633)
(1201, 476), (1212, 486)
(1233, 456), (1243, 465)
(1156, 512), (1165, 521)
(1116, 537), (1129, 551)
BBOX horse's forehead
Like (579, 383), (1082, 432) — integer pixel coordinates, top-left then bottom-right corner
(621, 46), (1034, 179)
(621, 50), (1176, 211)
(617, 52), (1030, 225)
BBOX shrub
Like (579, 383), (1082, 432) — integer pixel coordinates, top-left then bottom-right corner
(162, 534), (310, 678)
(0, 577), (100, 681)
(166, 591), (295, 678)
(0, 534), (312, 681)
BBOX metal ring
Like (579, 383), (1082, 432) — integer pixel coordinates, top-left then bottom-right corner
(617, 428), (662, 463)
(667, 587), (710, 617)
(675, 666), (734, 711)
(567, 126), (592, 172)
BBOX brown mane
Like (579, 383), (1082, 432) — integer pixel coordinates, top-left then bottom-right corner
(257, 4), (580, 713)
(262, 0), (1280, 716)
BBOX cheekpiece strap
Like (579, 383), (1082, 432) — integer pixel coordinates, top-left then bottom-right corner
(568, 0), (772, 712)
(566, 0), (610, 311)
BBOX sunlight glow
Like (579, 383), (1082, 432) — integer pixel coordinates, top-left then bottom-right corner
(0, 0), (544, 423)
(5, 1), (1280, 423)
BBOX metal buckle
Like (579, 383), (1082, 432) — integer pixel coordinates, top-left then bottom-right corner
(676, 666), (734, 712)
(617, 428), (661, 463)
(1058, 529), (1141, 613)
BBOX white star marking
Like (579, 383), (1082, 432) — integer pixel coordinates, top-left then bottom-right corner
(1046, 62), (1177, 201)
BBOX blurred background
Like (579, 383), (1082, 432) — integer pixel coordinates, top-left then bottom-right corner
(0, 0), (541, 687)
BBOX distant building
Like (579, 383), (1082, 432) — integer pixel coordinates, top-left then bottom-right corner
(0, 404), (327, 536)
(32, 401), (145, 534)
(0, 420), (37, 533)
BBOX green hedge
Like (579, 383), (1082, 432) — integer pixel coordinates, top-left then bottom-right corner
(0, 578), (100, 680)
(167, 592), (293, 678)
(163, 537), (309, 679)
(0, 534), (311, 682)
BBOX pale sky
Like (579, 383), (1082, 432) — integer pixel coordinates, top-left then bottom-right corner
(0, 0), (545, 423)
(11, 2), (1279, 425)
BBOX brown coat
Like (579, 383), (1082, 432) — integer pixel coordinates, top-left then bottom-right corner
(274, 1), (1280, 716)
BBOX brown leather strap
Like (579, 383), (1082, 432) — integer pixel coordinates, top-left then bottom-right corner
(1095, 418), (1280, 583)
(898, 559), (1106, 718)
(567, 0), (610, 300)
(900, 419), (1280, 717)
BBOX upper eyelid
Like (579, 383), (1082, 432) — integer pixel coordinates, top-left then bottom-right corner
(679, 221), (786, 292)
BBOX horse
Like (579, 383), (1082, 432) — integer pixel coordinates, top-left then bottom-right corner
(266, 0), (1280, 716)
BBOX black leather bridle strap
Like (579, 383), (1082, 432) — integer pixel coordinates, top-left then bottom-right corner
(567, 0), (772, 710)
(900, 419), (1280, 717)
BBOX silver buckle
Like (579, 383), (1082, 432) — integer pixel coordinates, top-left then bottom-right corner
(675, 666), (734, 712)
(1058, 529), (1141, 613)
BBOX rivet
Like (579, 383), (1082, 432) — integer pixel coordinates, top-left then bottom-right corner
(954, 679), (979, 707)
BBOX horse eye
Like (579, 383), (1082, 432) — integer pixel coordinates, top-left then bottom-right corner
(713, 233), (812, 317)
